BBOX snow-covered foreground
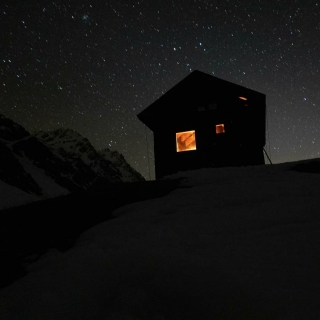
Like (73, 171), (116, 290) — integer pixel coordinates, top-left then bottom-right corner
(1, 161), (320, 319)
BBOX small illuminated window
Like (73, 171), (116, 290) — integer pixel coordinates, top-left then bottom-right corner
(216, 124), (225, 134)
(197, 106), (205, 112)
(239, 96), (247, 101)
(176, 130), (196, 152)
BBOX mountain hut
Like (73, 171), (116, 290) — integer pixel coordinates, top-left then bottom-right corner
(137, 70), (266, 179)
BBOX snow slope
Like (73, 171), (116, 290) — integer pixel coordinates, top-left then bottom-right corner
(0, 180), (40, 210)
(1, 161), (320, 319)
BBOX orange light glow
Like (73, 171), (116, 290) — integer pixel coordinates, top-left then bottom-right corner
(216, 124), (225, 134)
(176, 131), (196, 152)
(239, 96), (247, 101)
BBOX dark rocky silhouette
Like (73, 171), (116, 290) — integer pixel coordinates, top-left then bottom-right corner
(0, 114), (145, 210)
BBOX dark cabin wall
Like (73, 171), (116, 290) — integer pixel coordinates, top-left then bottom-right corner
(138, 71), (266, 180)
(154, 131), (264, 179)
(153, 96), (266, 179)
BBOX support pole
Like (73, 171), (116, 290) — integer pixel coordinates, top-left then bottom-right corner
(263, 148), (273, 164)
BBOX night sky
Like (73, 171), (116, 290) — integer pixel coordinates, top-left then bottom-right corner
(1, 1), (320, 179)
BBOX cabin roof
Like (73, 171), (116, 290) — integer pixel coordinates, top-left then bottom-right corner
(137, 70), (266, 131)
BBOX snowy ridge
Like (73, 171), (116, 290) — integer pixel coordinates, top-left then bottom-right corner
(0, 114), (145, 210)
(35, 128), (144, 183)
(99, 148), (145, 182)
(35, 128), (105, 168)
(0, 115), (70, 208)
(35, 128), (122, 183)
(1, 160), (320, 319)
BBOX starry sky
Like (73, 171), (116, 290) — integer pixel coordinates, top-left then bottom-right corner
(1, 1), (320, 179)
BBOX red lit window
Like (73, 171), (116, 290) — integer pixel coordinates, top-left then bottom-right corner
(176, 131), (196, 152)
(216, 124), (225, 134)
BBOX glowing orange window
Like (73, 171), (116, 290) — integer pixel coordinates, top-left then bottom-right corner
(176, 131), (196, 152)
(216, 124), (225, 134)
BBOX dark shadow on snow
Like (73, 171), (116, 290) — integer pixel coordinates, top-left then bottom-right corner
(292, 160), (320, 174)
(0, 178), (185, 288)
